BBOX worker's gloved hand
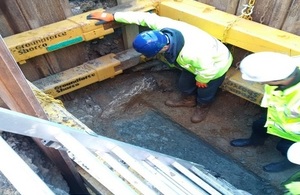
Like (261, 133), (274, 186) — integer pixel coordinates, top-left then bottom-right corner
(86, 12), (114, 25)
(196, 81), (207, 88)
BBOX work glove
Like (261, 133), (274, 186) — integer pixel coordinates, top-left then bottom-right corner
(86, 12), (114, 25)
(196, 81), (207, 88)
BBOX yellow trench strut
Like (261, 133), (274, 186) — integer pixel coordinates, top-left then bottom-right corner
(3, 1), (155, 64)
(33, 54), (122, 98)
(33, 48), (143, 98)
(159, 0), (300, 55)
(4, 8), (113, 64)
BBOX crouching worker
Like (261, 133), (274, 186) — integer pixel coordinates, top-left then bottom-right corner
(230, 52), (300, 172)
(87, 11), (233, 123)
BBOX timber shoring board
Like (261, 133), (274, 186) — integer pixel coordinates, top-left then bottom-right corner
(197, 0), (240, 14)
(281, 0), (300, 35)
(0, 35), (89, 194)
(0, 0), (87, 81)
(200, 0), (299, 36)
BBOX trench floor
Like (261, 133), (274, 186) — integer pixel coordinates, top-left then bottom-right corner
(64, 69), (299, 194)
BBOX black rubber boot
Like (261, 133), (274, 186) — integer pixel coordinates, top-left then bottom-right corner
(230, 138), (264, 147)
(263, 158), (296, 173)
(230, 139), (254, 147)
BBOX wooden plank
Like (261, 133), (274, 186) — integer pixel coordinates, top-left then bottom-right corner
(268, 0), (293, 29)
(0, 9), (15, 37)
(196, 0), (239, 14)
(281, 0), (300, 35)
(226, 0), (240, 14)
(0, 35), (89, 194)
(231, 0), (298, 35)
(0, 0), (87, 81)
(121, 24), (139, 49)
(248, 0), (276, 25)
(0, 1), (30, 33)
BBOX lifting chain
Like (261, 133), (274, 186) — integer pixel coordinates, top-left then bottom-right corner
(222, 0), (256, 69)
(222, 0), (256, 43)
(259, 0), (272, 24)
(241, 0), (255, 20)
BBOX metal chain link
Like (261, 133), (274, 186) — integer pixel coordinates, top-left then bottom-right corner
(222, 0), (255, 69)
(241, 0), (255, 20)
(221, 17), (242, 43)
(259, 0), (271, 24)
(222, 0), (256, 43)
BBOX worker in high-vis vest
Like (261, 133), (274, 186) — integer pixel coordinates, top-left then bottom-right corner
(87, 11), (233, 123)
(230, 52), (300, 172)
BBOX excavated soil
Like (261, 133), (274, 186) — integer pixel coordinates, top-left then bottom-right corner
(63, 65), (300, 195)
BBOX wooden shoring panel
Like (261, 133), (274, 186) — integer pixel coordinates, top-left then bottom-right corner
(0, 8), (16, 37)
(196, 0), (240, 14)
(0, 35), (89, 194)
(282, 0), (300, 35)
(201, 0), (299, 36)
(269, 0), (293, 29)
(0, 0), (87, 81)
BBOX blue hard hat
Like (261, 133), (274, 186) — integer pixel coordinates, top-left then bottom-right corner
(132, 30), (168, 58)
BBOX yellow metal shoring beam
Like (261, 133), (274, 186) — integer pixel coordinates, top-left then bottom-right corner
(3, 1), (156, 64)
(4, 8), (112, 64)
(33, 48), (142, 98)
(33, 53), (122, 98)
(158, 0), (300, 56)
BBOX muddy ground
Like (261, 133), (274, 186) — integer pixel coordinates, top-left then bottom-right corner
(2, 61), (298, 195)
(62, 63), (300, 195)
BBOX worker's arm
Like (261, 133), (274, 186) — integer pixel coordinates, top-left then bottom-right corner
(114, 11), (183, 30)
(87, 11), (189, 31)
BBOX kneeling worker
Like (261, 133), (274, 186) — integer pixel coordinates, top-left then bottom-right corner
(231, 52), (300, 172)
(87, 11), (233, 123)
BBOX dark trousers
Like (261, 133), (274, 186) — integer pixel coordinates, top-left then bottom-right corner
(251, 113), (295, 156)
(178, 69), (226, 105)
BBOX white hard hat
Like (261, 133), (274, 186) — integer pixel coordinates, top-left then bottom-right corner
(287, 142), (300, 165)
(240, 52), (298, 82)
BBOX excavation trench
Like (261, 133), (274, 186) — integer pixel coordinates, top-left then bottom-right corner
(63, 67), (288, 194)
